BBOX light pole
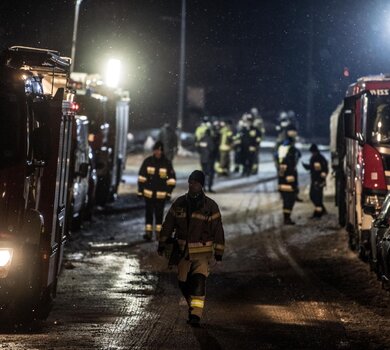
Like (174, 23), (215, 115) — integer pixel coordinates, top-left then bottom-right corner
(71, 0), (83, 73)
(177, 0), (186, 151)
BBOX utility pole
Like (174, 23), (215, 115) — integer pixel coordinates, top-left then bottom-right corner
(305, 2), (314, 137)
(177, 0), (186, 150)
(71, 0), (83, 73)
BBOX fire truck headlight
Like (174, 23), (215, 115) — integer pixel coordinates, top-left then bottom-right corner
(0, 248), (13, 267)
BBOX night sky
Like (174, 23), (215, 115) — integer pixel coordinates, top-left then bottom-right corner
(1, 0), (390, 139)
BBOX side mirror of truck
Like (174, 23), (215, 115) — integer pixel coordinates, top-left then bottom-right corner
(32, 127), (50, 165)
(77, 163), (89, 178)
(344, 108), (356, 140)
(356, 132), (365, 146)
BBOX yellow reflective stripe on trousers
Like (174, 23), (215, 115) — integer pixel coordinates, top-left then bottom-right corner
(188, 246), (213, 254)
(214, 243), (225, 251)
(190, 298), (204, 308)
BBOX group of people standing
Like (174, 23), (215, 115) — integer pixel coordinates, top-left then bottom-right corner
(135, 111), (329, 327)
(194, 107), (265, 192)
(275, 120), (329, 225)
(137, 140), (224, 327)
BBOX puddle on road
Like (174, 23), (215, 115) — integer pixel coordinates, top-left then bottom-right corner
(97, 253), (158, 350)
(89, 242), (132, 249)
(66, 252), (86, 261)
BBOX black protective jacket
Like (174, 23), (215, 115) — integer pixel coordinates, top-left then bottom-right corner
(277, 143), (300, 192)
(137, 155), (176, 199)
(303, 152), (328, 186)
(159, 193), (225, 258)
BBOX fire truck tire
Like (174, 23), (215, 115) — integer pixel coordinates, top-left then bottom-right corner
(358, 231), (371, 262)
(70, 199), (82, 231)
(96, 174), (111, 206)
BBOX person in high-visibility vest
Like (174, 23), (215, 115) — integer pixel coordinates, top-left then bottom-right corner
(216, 120), (233, 176)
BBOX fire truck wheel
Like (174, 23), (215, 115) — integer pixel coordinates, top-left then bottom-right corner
(348, 233), (357, 251)
(36, 281), (56, 320)
(358, 246), (369, 262)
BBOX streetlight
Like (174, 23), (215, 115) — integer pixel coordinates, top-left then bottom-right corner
(177, 0), (186, 151)
(71, 0), (83, 73)
(105, 58), (121, 88)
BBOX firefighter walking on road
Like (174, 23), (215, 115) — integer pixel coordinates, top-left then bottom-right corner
(138, 141), (176, 240)
(158, 170), (225, 326)
(277, 137), (300, 225)
(303, 143), (329, 218)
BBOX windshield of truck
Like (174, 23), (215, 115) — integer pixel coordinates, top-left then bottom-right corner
(367, 95), (390, 145)
(0, 95), (24, 167)
(77, 95), (107, 134)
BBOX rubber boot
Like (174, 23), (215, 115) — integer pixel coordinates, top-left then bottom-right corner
(284, 213), (295, 225)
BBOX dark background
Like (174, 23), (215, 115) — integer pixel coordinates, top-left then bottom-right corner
(1, 0), (389, 139)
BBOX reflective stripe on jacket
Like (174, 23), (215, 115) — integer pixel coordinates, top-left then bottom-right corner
(137, 155), (176, 198)
(160, 194), (225, 258)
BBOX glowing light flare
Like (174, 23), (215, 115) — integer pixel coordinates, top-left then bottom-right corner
(105, 58), (121, 88)
(256, 303), (332, 326)
(0, 249), (13, 267)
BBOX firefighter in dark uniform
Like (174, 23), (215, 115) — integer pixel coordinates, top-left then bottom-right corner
(158, 170), (225, 326)
(197, 128), (216, 193)
(138, 141), (176, 240)
(303, 143), (329, 218)
(241, 114), (262, 176)
(157, 122), (178, 162)
(277, 137), (300, 225)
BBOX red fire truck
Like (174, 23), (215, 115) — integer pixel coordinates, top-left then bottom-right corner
(0, 46), (76, 321)
(71, 73), (130, 206)
(341, 75), (390, 258)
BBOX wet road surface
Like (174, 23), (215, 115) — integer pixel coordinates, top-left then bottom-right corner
(2, 153), (390, 349)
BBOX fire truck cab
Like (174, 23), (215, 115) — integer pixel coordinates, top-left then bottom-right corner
(0, 46), (76, 321)
(343, 75), (390, 258)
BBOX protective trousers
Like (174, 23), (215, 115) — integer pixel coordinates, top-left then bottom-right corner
(218, 151), (230, 175)
(309, 183), (324, 216)
(177, 255), (209, 319)
(201, 161), (215, 191)
(281, 191), (295, 218)
(242, 150), (256, 176)
(144, 198), (165, 239)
